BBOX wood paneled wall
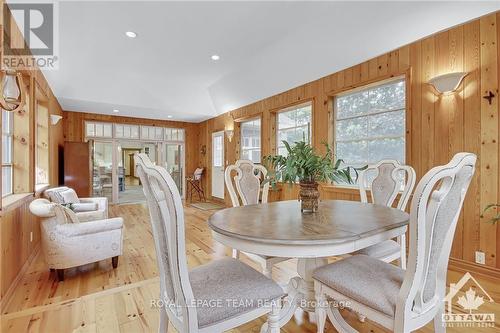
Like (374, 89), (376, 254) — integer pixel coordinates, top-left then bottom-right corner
(1, 3), (65, 307)
(196, 12), (500, 271)
(63, 112), (201, 176)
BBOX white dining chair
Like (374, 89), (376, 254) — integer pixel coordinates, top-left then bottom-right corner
(134, 154), (284, 333)
(313, 152), (476, 333)
(225, 159), (290, 278)
(354, 160), (416, 269)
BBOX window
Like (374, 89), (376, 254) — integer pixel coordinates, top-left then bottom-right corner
(334, 78), (405, 170)
(86, 122), (113, 138)
(36, 102), (49, 185)
(141, 126), (163, 141)
(2, 110), (13, 196)
(240, 118), (261, 163)
(165, 128), (185, 141)
(213, 135), (223, 167)
(277, 102), (312, 155)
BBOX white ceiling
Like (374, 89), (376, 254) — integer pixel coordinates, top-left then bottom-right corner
(30, 1), (500, 122)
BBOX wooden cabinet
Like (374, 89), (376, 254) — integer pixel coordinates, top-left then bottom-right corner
(64, 141), (92, 197)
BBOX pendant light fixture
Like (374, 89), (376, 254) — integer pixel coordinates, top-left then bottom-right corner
(0, 69), (26, 112)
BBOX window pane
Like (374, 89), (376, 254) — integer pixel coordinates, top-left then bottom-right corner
(115, 124), (123, 137)
(367, 137), (405, 164)
(103, 124), (112, 137)
(2, 111), (12, 134)
(86, 123), (95, 137)
(336, 118), (367, 142)
(336, 140), (368, 165)
(369, 80), (405, 112)
(95, 124), (104, 137)
(368, 110), (405, 138)
(130, 125), (139, 139)
(2, 166), (12, 196)
(2, 135), (12, 163)
(213, 135), (223, 167)
(336, 91), (370, 119)
(155, 128), (163, 140)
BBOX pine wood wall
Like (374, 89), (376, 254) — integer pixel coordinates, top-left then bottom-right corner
(196, 12), (500, 272)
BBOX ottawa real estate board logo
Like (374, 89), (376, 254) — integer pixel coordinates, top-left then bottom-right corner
(2, 1), (59, 70)
(443, 272), (495, 328)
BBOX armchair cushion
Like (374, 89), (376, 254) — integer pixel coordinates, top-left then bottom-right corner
(189, 258), (284, 328)
(59, 188), (80, 204)
(313, 254), (404, 317)
(72, 202), (99, 212)
(56, 217), (123, 237)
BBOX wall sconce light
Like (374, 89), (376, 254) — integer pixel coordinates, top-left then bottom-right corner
(0, 69), (26, 112)
(50, 114), (63, 125)
(200, 145), (207, 155)
(225, 129), (234, 142)
(428, 72), (467, 94)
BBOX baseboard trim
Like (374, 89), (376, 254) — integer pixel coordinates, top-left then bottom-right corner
(0, 243), (41, 313)
(449, 257), (500, 281)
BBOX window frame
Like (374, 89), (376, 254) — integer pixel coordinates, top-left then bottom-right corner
(239, 117), (262, 163)
(274, 100), (313, 156)
(330, 74), (410, 187)
(35, 100), (50, 187)
(2, 110), (14, 197)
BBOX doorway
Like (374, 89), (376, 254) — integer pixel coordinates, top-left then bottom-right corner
(117, 141), (158, 204)
(211, 131), (224, 199)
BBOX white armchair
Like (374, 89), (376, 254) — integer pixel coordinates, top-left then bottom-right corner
(43, 186), (108, 222)
(29, 198), (124, 281)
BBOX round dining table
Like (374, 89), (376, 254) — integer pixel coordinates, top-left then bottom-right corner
(208, 199), (409, 330)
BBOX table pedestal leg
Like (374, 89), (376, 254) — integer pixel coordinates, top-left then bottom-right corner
(261, 258), (328, 332)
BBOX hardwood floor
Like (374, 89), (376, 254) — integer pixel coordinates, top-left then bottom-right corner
(1, 203), (499, 332)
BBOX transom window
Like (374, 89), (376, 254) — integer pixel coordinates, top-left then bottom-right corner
(240, 118), (261, 163)
(276, 102), (312, 155)
(334, 78), (406, 170)
(2, 110), (13, 197)
(85, 121), (185, 142)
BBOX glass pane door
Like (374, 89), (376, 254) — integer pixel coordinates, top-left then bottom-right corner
(165, 143), (184, 196)
(92, 141), (114, 202)
(118, 141), (158, 204)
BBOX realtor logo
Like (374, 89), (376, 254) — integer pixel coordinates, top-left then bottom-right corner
(443, 272), (495, 328)
(2, 1), (59, 70)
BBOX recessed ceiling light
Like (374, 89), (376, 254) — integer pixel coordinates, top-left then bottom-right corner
(167, 115), (173, 119)
(125, 31), (137, 38)
(113, 109), (120, 113)
(211, 54), (220, 61)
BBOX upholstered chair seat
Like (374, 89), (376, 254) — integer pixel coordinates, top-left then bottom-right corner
(355, 239), (402, 261)
(44, 186), (108, 221)
(29, 198), (123, 281)
(314, 255), (404, 317)
(190, 258), (285, 328)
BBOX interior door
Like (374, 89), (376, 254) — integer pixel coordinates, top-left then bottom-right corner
(211, 131), (225, 199)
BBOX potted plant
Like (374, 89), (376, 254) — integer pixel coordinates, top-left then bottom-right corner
(264, 140), (365, 213)
(481, 204), (500, 224)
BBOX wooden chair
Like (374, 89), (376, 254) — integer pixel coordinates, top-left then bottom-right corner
(134, 154), (284, 333)
(354, 160), (416, 269)
(313, 152), (477, 333)
(225, 159), (289, 278)
(187, 168), (205, 202)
